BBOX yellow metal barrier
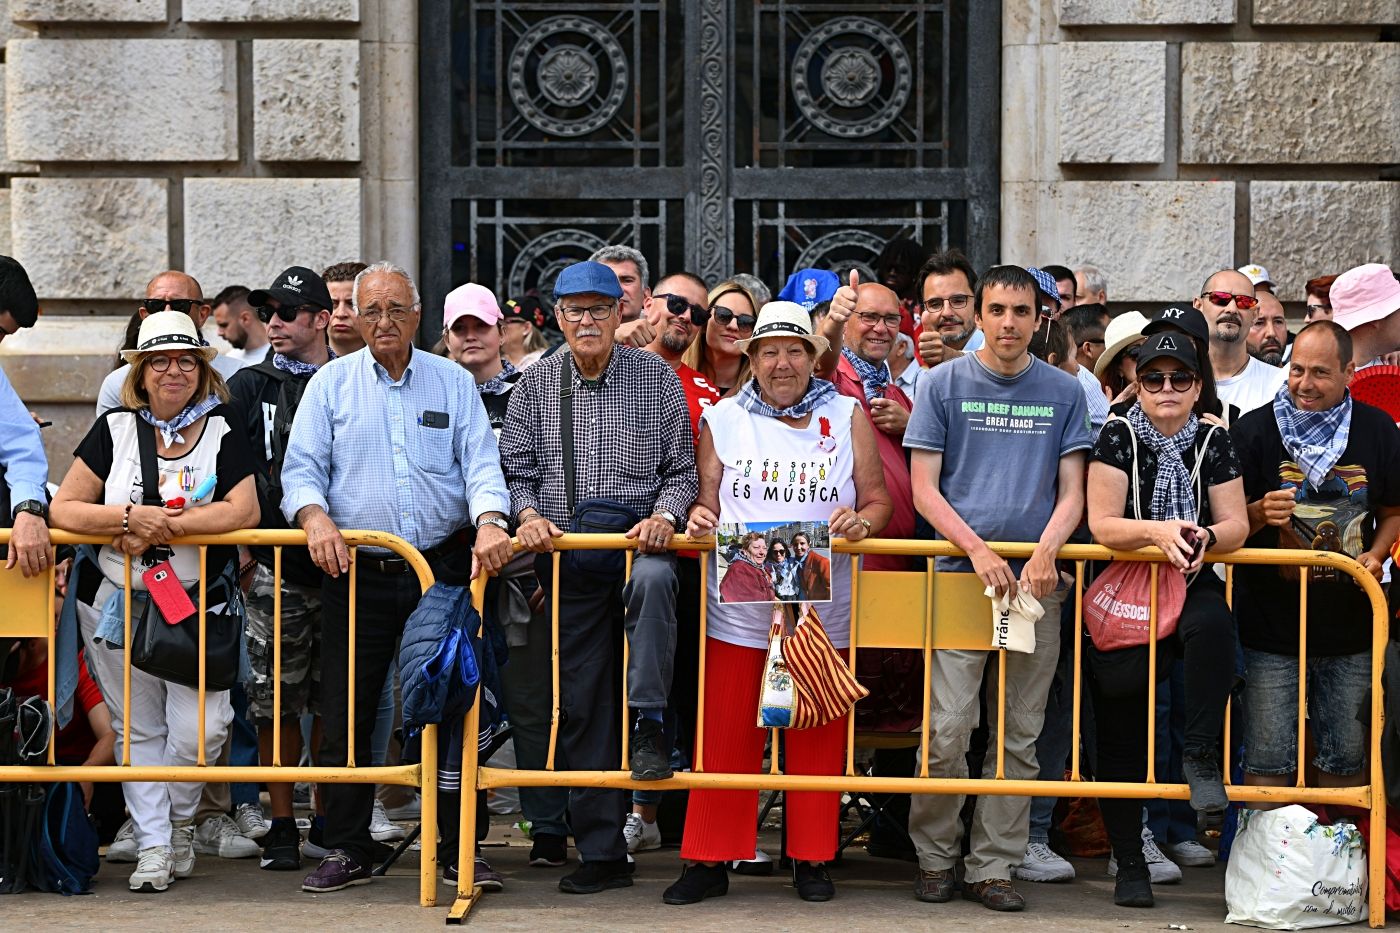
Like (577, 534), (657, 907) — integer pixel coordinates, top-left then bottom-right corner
(0, 528), (443, 908)
(452, 534), (1390, 926)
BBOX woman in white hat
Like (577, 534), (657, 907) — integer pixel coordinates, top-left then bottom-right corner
(1095, 310), (1151, 406)
(50, 311), (259, 894)
(665, 301), (891, 906)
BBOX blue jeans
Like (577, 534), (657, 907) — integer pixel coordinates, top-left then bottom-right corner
(1145, 661), (1196, 845)
(1242, 648), (1371, 776)
(229, 683), (261, 808)
(371, 667), (395, 768)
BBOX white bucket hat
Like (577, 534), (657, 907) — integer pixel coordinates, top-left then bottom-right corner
(120, 310), (217, 364)
(733, 300), (831, 356)
(1093, 310), (1150, 380)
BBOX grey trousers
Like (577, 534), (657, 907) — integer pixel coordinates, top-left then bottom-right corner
(908, 588), (1065, 883)
(535, 552), (678, 861)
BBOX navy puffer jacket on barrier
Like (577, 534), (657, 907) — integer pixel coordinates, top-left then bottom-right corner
(399, 583), (481, 734)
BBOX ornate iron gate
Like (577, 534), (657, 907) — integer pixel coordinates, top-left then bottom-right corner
(420, 0), (999, 325)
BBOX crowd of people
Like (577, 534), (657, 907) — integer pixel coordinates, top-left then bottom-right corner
(1, 240), (1399, 913)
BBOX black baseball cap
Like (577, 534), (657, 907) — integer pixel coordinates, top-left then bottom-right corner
(1143, 305), (1208, 345)
(1136, 331), (1200, 373)
(248, 266), (333, 313)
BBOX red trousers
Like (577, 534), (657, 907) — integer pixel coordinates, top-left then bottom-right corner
(679, 637), (848, 863)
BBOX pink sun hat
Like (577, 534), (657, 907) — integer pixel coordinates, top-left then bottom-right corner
(1331, 263), (1400, 331)
(443, 282), (503, 329)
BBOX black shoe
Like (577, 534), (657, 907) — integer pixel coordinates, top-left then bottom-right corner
(559, 858), (634, 894)
(630, 718), (673, 781)
(259, 818), (302, 871)
(529, 833), (568, 867)
(793, 861), (834, 902)
(663, 863), (729, 905)
(1183, 752), (1229, 814)
(1113, 853), (1155, 908)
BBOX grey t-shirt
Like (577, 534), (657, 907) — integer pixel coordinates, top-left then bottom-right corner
(904, 352), (1092, 571)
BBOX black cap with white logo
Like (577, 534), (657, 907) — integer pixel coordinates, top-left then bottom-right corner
(1135, 331), (1201, 373)
(248, 266), (333, 313)
(1143, 305), (1208, 345)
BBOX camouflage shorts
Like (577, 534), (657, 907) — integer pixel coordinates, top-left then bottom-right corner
(244, 563), (322, 724)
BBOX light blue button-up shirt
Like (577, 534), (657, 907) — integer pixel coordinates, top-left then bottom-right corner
(0, 367), (49, 506)
(280, 347), (510, 550)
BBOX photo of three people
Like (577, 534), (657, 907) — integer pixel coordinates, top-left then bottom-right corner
(715, 519), (832, 605)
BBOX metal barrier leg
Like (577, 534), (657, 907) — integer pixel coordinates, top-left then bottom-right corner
(448, 697), (484, 923)
(421, 722), (439, 908)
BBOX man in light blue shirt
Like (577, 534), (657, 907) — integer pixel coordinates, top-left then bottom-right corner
(281, 261), (512, 894)
(0, 255), (51, 578)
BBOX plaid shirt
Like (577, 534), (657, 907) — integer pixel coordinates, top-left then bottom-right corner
(499, 343), (698, 528)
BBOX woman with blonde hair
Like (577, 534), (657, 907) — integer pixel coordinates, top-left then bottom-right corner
(682, 280), (759, 395)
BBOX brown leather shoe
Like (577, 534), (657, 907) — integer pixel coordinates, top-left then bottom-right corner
(963, 878), (1025, 911)
(914, 868), (955, 903)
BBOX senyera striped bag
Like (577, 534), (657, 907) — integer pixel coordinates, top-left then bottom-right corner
(757, 601), (868, 729)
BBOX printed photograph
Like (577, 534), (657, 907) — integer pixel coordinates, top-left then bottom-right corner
(716, 519), (832, 605)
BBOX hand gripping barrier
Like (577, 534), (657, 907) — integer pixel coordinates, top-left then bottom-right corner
(0, 529), (445, 908)
(450, 534), (1390, 927)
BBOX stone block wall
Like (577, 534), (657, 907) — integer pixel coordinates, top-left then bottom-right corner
(1004, 0), (1400, 307)
(0, 0), (416, 476)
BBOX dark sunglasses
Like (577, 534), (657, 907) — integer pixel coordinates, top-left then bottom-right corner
(256, 303), (316, 324)
(140, 298), (202, 315)
(711, 307), (757, 332)
(1139, 370), (1198, 393)
(1200, 290), (1259, 310)
(656, 293), (710, 327)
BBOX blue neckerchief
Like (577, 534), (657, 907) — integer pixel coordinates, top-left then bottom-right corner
(1273, 383), (1352, 489)
(272, 348), (335, 377)
(477, 359), (519, 397)
(139, 393), (221, 446)
(842, 346), (890, 402)
(735, 376), (837, 419)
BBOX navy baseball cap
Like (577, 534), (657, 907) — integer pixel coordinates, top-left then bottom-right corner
(1143, 305), (1209, 345)
(777, 268), (840, 311)
(553, 261), (623, 301)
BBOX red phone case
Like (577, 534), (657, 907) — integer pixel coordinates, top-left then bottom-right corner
(142, 560), (196, 625)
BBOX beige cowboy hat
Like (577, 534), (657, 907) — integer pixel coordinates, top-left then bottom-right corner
(733, 300), (831, 357)
(120, 310), (218, 364)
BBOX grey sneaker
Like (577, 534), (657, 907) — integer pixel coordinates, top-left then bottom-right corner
(234, 802), (270, 840)
(1183, 754), (1229, 813)
(1013, 841), (1075, 882)
(193, 814), (261, 858)
(171, 819), (197, 878)
(107, 817), (139, 863)
(1108, 827), (1181, 884)
(1166, 839), (1216, 867)
(128, 846), (175, 893)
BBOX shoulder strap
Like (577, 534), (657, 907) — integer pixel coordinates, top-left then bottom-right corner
(134, 417), (164, 506)
(1109, 415), (1145, 521)
(559, 353), (575, 519)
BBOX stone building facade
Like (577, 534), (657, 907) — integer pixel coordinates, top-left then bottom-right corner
(0, 0), (1395, 474)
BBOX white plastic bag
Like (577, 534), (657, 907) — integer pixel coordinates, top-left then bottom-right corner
(986, 585), (1043, 654)
(1225, 805), (1368, 929)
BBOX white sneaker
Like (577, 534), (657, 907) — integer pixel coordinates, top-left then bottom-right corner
(1012, 841), (1075, 882)
(129, 846), (175, 892)
(370, 798), (406, 843)
(107, 817), (139, 863)
(171, 820), (197, 878)
(384, 794), (421, 821)
(1108, 827), (1182, 884)
(623, 813), (661, 853)
(1166, 839), (1216, 867)
(234, 802), (270, 840)
(193, 813), (261, 859)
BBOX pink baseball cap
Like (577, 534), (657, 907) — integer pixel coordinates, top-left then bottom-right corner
(1331, 263), (1400, 331)
(443, 283), (503, 329)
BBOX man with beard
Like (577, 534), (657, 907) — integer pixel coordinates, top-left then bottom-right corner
(1248, 289), (1290, 367)
(1194, 268), (1284, 413)
(915, 250), (980, 367)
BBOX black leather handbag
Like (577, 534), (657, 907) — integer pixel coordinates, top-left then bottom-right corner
(127, 417), (243, 691)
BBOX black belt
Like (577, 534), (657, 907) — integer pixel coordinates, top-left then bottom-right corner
(356, 529), (471, 575)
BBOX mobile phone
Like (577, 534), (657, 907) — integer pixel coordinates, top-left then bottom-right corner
(37, 421), (52, 429)
(142, 560), (196, 625)
(1184, 529), (1205, 565)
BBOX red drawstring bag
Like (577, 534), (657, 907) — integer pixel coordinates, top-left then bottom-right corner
(1083, 561), (1186, 651)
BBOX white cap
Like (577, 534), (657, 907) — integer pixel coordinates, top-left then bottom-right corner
(1237, 263), (1273, 288)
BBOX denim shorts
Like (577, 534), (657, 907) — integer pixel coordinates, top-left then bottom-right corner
(1242, 648), (1370, 776)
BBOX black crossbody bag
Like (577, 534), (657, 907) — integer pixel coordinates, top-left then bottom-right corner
(559, 353), (639, 577)
(128, 417), (243, 691)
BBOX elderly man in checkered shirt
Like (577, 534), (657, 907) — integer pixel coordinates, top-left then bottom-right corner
(500, 259), (698, 896)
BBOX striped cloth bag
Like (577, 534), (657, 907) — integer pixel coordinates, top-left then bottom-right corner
(758, 602), (868, 729)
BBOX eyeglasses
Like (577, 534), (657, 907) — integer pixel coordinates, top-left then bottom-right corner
(141, 298), (202, 315)
(1139, 370), (1197, 393)
(771, 548), (787, 556)
(655, 293), (710, 326)
(558, 303), (616, 323)
(147, 354), (200, 373)
(359, 306), (416, 324)
(855, 311), (903, 330)
(257, 303), (316, 324)
(1200, 290), (1259, 310)
(711, 307), (757, 332)
(922, 294), (972, 312)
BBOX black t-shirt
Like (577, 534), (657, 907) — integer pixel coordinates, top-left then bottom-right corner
(1091, 416), (1242, 533)
(227, 360), (322, 586)
(73, 405), (256, 589)
(478, 371), (522, 438)
(1229, 400), (1400, 656)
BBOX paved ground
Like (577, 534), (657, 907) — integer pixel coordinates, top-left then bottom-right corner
(20, 820), (1241, 932)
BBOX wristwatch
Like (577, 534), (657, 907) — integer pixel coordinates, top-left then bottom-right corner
(478, 515), (511, 534)
(12, 499), (46, 521)
(1204, 526), (1217, 551)
(653, 510), (679, 529)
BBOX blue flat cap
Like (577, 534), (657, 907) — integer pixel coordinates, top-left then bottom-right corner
(553, 260), (623, 301)
(1026, 267), (1061, 310)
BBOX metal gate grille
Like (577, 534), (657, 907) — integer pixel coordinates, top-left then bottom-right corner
(421, 0), (998, 324)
